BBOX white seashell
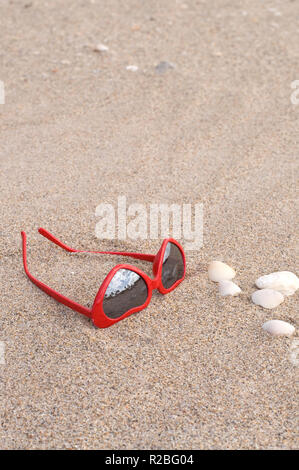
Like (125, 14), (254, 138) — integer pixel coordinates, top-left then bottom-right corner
(252, 289), (284, 309)
(218, 280), (241, 296)
(126, 65), (138, 72)
(94, 43), (109, 52)
(255, 271), (299, 296)
(208, 261), (236, 282)
(262, 320), (295, 337)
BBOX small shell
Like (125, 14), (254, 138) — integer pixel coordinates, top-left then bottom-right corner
(126, 65), (138, 72)
(262, 320), (295, 337)
(208, 261), (236, 282)
(94, 43), (109, 52)
(252, 289), (284, 309)
(218, 280), (241, 296)
(255, 271), (299, 296)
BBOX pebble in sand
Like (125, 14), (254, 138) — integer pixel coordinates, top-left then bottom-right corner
(155, 61), (175, 74)
(218, 280), (241, 296)
(208, 261), (236, 282)
(255, 271), (299, 296)
(262, 320), (295, 337)
(252, 289), (284, 309)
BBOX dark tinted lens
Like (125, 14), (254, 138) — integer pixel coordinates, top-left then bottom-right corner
(161, 242), (184, 289)
(103, 269), (148, 319)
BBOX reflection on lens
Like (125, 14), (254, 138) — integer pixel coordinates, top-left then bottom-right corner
(103, 269), (148, 319)
(161, 242), (184, 289)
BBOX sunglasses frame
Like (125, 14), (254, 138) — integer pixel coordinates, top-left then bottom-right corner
(21, 229), (186, 328)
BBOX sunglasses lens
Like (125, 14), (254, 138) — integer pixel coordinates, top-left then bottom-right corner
(103, 269), (148, 319)
(161, 242), (184, 289)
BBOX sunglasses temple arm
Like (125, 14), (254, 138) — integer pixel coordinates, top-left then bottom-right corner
(38, 227), (155, 262)
(21, 232), (92, 318)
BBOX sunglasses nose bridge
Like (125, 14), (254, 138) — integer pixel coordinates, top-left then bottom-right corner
(150, 277), (159, 290)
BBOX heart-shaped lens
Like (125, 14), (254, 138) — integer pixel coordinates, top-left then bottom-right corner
(161, 242), (184, 289)
(103, 269), (148, 319)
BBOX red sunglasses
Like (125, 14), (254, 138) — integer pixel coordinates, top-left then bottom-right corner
(21, 228), (186, 328)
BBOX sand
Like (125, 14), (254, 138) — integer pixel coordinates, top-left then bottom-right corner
(0, 0), (298, 449)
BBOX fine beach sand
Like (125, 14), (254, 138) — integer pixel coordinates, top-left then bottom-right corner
(0, 0), (298, 449)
